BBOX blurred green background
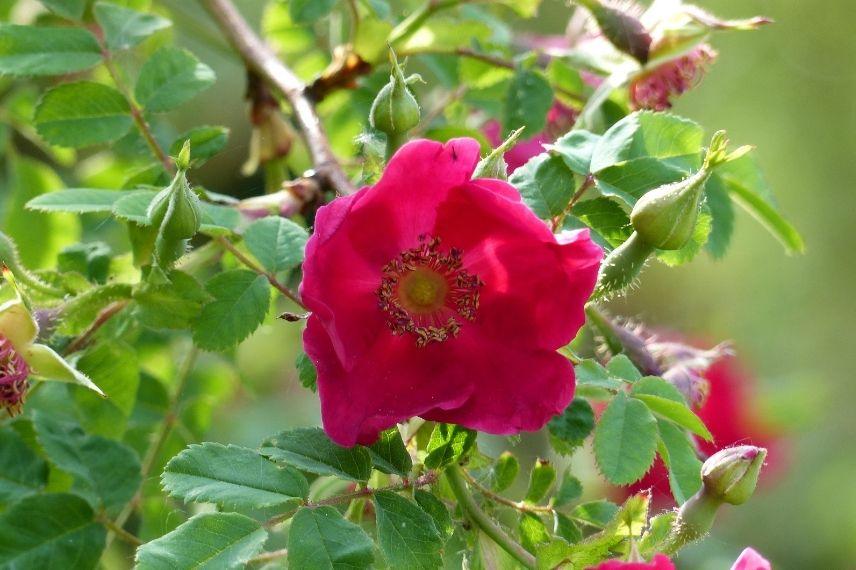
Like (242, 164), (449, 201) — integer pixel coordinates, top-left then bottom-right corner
(134, 0), (856, 567)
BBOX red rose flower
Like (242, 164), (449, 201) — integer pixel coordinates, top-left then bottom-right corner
(301, 138), (602, 446)
(483, 102), (578, 173)
(731, 547), (771, 570)
(589, 553), (675, 570)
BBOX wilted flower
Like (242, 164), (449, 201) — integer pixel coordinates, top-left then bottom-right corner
(242, 74), (296, 177)
(589, 553), (675, 569)
(301, 138), (602, 446)
(0, 289), (103, 415)
(629, 44), (717, 110)
(730, 547), (771, 570)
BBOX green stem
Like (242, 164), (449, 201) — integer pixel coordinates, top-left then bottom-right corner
(384, 131), (409, 161)
(661, 488), (722, 555)
(593, 231), (655, 299)
(388, 0), (462, 46)
(445, 465), (536, 569)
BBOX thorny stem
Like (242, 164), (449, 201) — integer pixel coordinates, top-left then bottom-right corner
(201, 0), (356, 196)
(95, 34), (174, 175)
(445, 465), (537, 568)
(107, 348), (199, 547)
(216, 237), (305, 309)
(460, 468), (555, 514)
(266, 471), (439, 527)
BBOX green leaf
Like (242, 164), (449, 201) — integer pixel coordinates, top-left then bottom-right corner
(0, 493), (105, 569)
(525, 459), (556, 504)
(569, 198), (631, 249)
(38, 0), (88, 20)
(548, 130), (601, 175)
(414, 490), (453, 538)
(135, 512), (267, 570)
(243, 216), (308, 273)
(0, 25), (101, 76)
(553, 471), (583, 508)
(111, 189), (239, 234)
(574, 359), (624, 390)
(639, 512), (675, 557)
(134, 270), (210, 330)
(509, 153), (575, 219)
(94, 1), (171, 51)
(35, 81), (132, 148)
(555, 512), (582, 543)
(571, 500), (619, 529)
(288, 506), (375, 569)
(289, 0), (336, 23)
(593, 392), (658, 485)
(162, 442), (308, 510)
(492, 451), (519, 492)
(503, 69), (553, 137)
(519, 512), (551, 553)
(58, 242), (111, 283)
(34, 414), (141, 512)
(373, 491), (443, 569)
(631, 376), (712, 441)
(590, 111), (704, 173)
(703, 175), (735, 258)
(295, 351), (317, 392)
(56, 282), (133, 336)
(606, 354), (642, 382)
(548, 397), (595, 453)
(596, 156), (693, 205)
(368, 428), (412, 477)
(170, 126), (230, 166)
(260, 427), (373, 481)
(397, 18), (492, 53)
(715, 154), (804, 254)
(0, 426), (48, 505)
(496, 0), (542, 17)
(424, 423), (477, 469)
(656, 420), (702, 505)
(73, 340), (140, 437)
(192, 270), (270, 351)
(135, 47), (216, 113)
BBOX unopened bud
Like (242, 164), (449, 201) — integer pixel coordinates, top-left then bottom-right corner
(174, 140), (191, 171)
(473, 127), (524, 181)
(369, 48), (421, 136)
(577, 0), (651, 64)
(702, 445), (766, 505)
(630, 131), (747, 250)
(148, 169), (202, 270)
(524, 458), (556, 504)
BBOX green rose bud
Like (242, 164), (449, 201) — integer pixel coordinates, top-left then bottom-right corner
(147, 154), (202, 273)
(472, 127), (524, 181)
(701, 445), (767, 505)
(370, 49), (421, 141)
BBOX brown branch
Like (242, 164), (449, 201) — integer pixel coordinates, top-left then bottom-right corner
(216, 237), (306, 309)
(63, 301), (129, 356)
(201, 0), (356, 196)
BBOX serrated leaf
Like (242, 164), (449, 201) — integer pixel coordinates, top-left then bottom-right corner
(633, 393), (712, 442)
(606, 354), (642, 382)
(134, 270), (210, 330)
(630, 376), (685, 402)
(38, 0), (88, 20)
(414, 490), (453, 538)
(35, 81), (132, 148)
(574, 359), (624, 390)
(704, 175), (735, 258)
(0, 25), (102, 76)
(135, 47), (216, 113)
(594, 393), (658, 485)
(715, 154), (804, 254)
(73, 340), (140, 437)
(135, 512), (267, 570)
(58, 241), (111, 283)
(162, 442), (308, 510)
(260, 427), (373, 481)
(492, 451), (519, 492)
(548, 130), (601, 175)
(555, 512), (582, 544)
(373, 491), (443, 569)
(192, 270), (270, 351)
(656, 420), (702, 505)
(0, 426), (48, 505)
(509, 153), (575, 219)
(289, 0), (336, 23)
(0, 493), (105, 569)
(57, 282), (132, 336)
(639, 512), (675, 557)
(520, 512), (551, 553)
(571, 500), (619, 529)
(170, 126), (229, 166)
(548, 397), (595, 453)
(243, 216), (308, 273)
(368, 428), (412, 476)
(525, 459), (556, 504)
(503, 69), (553, 138)
(554, 471), (582, 508)
(424, 423), (477, 469)
(288, 506), (374, 570)
(34, 414), (141, 513)
(570, 198), (631, 249)
(94, 1), (171, 51)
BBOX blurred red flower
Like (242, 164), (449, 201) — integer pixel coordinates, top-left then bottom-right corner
(589, 553), (675, 569)
(483, 102), (578, 173)
(301, 138), (602, 446)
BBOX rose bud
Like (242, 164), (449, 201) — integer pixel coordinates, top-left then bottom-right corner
(702, 445), (767, 505)
(369, 48), (421, 157)
(576, 0), (652, 64)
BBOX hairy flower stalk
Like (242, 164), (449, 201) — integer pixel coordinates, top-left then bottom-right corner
(662, 446), (766, 554)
